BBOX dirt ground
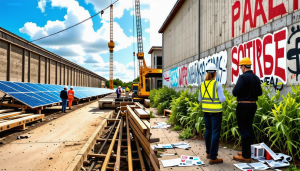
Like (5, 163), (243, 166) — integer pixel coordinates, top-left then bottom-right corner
(0, 99), (113, 171)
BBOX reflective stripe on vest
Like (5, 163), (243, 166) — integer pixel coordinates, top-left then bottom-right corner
(200, 80), (222, 113)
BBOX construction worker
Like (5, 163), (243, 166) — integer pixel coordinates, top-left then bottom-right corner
(198, 63), (226, 164)
(232, 57), (262, 163)
(68, 86), (75, 110)
(116, 86), (121, 98)
(125, 86), (129, 98)
(60, 86), (68, 113)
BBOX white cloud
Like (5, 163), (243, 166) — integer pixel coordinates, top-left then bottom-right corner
(38, 0), (47, 13)
(84, 54), (105, 64)
(145, 28), (150, 33)
(85, 0), (132, 21)
(130, 29), (132, 32)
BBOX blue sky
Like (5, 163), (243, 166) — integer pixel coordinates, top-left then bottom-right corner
(0, 0), (176, 82)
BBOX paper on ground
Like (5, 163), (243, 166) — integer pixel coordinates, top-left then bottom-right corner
(179, 155), (204, 167)
(151, 122), (171, 129)
(234, 163), (269, 170)
(161, 158), (181, 167)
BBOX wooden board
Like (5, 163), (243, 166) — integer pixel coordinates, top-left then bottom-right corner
(134, 109), (150, 119)
(0, 111), (25, 119)
(0, 114), (44, 132)
(141, 119), (150, 133)
(120, 102), (134, 111)
(127, 106), (147, 134)
(2, 113), (33, 120)
(0, 109), (14, 114)
(134, 102), (145, 110)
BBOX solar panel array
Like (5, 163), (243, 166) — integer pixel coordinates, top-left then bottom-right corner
(0, 81), (113, 108)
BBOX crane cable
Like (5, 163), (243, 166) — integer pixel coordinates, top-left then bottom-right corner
(132, 0), (136, 79)
(30, 0), (119, 43)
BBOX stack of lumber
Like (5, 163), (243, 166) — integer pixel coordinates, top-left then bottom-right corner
(0, 109), (44, 132)
(120, 102), (159, 171)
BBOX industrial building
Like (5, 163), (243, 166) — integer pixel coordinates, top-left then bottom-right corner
(0, 27), (106, 93)
(160, 0), (300, 94)
(148, 46), (163, 90)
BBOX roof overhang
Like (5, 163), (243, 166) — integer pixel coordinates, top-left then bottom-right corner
(148, 46), (162, 54)
(158, 0), (185, 33)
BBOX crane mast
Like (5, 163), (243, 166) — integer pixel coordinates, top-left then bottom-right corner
(135, 0), (147, 92)
(108, 4), (115, 90)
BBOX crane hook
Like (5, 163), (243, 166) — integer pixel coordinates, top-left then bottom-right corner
(101, 10), (104, 17)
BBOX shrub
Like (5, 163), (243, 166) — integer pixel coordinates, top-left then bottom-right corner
(173, 125), (182, 131)
(179, 126), (193, 139)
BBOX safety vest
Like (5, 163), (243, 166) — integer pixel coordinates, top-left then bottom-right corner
(200, 80), (222, 113)
(68, 90), (74, 98)
(126, 88), (129, 92)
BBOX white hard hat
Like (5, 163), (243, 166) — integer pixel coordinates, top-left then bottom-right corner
(206, 63), (217, 73)
(64, 86), (68, 89)
(70, 86), (73, 89)
(119, 86), (121, 88)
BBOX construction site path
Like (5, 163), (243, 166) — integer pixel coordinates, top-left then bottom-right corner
(0, 101), (112, 171)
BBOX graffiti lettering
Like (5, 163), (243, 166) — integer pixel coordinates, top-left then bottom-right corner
(178, 65), (188, 87)
(261, 76), (283, 91)
(232, 0), (287, 37)
(163, 70), (170, 88)
(170, 67), (178, 88)
(188, 50), (227, 86)
(287, 25), (300, 81)
(231, 27), (287, 85)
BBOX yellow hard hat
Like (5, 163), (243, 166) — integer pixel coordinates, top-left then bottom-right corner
(239, 57), (252, 66)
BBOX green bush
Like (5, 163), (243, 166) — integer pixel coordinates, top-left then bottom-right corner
(179, 126), (193, 139)
(173, 125), (182, 131)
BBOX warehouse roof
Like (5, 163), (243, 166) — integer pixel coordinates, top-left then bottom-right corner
(158, 0), (185, 33)
(148, 46), (162, 54)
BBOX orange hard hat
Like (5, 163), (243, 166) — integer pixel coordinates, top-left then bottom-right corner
(239, 57), (252, 66)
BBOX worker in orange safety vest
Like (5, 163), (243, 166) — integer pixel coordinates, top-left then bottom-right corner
(68, 86), (75, 110)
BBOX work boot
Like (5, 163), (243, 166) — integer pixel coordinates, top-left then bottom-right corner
(238, 152), (242, 156)
(233, 155), (251, 163)
(209, 158), (223, 164)
(206, 154), (209, 159)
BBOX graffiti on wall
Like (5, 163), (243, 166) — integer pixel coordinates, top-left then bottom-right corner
(170, 67), (178, 88)
(287, 25), (300, 83)
(231, 27), (287, 90)
(163, 70), (170, 88)
(232, 0), (290, 37)
(178, 64), (188, 87)
(187, 50), (228, 86)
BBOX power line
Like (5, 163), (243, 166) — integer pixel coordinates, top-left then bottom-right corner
(30, 0), (119, 43)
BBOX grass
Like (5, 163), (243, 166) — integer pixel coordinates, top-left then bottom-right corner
(284, 164), (300, 171)
(150, 111), (156, 118)
(172, 125), (182, 131)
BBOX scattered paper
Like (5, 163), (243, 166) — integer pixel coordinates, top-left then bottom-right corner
(234, 163), (269, 170)
(151, 122), (171, 129)
(179, 155), (204, 167)
(152, 142), (191, 149)
(161, 158), (181, 167)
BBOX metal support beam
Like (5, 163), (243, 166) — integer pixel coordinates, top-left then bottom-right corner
(6, 43), (11, 81)
(22, 49), (25, 82)
(38, 55), (41, 83)
(28, 51), (31, 82)
(55, 61), (57, 85)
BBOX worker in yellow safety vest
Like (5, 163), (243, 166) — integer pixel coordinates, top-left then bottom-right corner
(68, 86), (75, 110)
(198, 63), (226, 164)
(126, 87), (129, 92)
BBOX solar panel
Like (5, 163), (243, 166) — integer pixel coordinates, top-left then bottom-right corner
(0, 81), (114, 108)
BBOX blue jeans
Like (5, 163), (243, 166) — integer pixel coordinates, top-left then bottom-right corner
(117, 94), (120, 98)
(236, 103), (257, 159)
(62, 99), (67, 112)
(204, 112), (222, 160)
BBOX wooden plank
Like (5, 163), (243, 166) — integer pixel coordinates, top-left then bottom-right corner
(126, 113), (133, 171)
(0, 109), (14, 114)
(133, 133), (146, 171)
(0, 103), (27, 109)
(101, 120), (121, 171)
(96, 138), (135, 142)
(141, 119), (150, 133)
(149, 151), (160, 171)
(0, 111), (25, 119)
(150, 146), (160, 169)
(114, 118), (123, 171)
(134, 102), (145, 110)
(127, 106), (147, 134)
(134, 109), (150, 119)
(3, 113), (33, 120)
(87, 154), (127, 160)
(128, 119), (150, 155)
(0, 114), (44, 132)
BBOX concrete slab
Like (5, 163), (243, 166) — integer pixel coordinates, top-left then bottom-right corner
(0, 101), (110, 171)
